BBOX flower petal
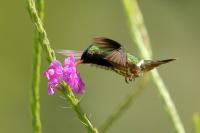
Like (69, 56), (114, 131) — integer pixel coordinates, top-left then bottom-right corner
(74, 73), (85, 94)
(63, 54), (85, 94)
(44, 54), (85, 95)
(44, 60), (63, 95)
(64, 53), (75, 67)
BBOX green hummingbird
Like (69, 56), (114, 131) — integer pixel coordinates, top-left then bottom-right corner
(56, 37), (175, 83)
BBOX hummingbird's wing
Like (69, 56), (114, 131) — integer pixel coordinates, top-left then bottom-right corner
(93, 37), (127, 67)
(55, 49), (83, 59)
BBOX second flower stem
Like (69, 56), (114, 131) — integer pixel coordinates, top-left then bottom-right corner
(30, 0), (44, 133)
(122, 0), (185, 133)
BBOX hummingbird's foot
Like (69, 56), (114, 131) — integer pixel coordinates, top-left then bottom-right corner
(125, 74), (135, 83)
(125, 77), (129, 83)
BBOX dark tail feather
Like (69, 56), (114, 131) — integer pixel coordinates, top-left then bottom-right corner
(141, 59), (176, 72)
(55, 49), (83, 59)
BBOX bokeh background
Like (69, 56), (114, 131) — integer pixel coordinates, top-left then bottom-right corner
(1, 0), (200, 133)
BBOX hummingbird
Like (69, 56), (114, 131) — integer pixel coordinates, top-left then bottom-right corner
(56, 37), (175, 83)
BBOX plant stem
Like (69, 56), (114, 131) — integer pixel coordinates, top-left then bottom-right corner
(31, 30), (42, 133)
(100, 75), (149, 133)
(27, 0), (55, 63)
(122, 0), (185, 133)
(30, 0), (44, 133)
(61, 82), (99, 133)
(27, 0), (98, 132)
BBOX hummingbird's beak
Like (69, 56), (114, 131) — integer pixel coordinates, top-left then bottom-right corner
(75, 59), (83, 66)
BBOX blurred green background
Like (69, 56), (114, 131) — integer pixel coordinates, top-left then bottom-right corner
(0, 0), (200, 133)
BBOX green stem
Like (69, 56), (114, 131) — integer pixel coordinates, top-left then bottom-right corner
(122, 0), (185, 133)
(100, 75), (149, 133)
(193, 113), (200, 133)
(27, 0), (55, 63)
(27, 0), (98, 132)
(61, 82), (99, 133)
(31, 32), (42, 133)
(30, 0), (44, 133)
(123, 0), (152, 59)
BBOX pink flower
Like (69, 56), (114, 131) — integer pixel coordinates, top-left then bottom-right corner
(63, 54), (85, 94)
(44, 60), (63, 95)
(43, 54), (85, 95)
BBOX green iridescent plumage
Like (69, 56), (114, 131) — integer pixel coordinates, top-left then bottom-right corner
(127, 53), (139, 64)
(87, 45), (139, 64)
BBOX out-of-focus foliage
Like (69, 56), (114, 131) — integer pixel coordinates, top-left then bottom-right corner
(193, 113), (200, 133)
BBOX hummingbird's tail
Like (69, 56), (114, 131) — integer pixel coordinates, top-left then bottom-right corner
(140, 59), (176, 72)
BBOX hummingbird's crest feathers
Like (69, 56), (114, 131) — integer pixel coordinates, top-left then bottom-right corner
(140, 59), (176, 72)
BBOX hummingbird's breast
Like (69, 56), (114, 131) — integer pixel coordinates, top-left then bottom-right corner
(112, 61), (141, 78)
